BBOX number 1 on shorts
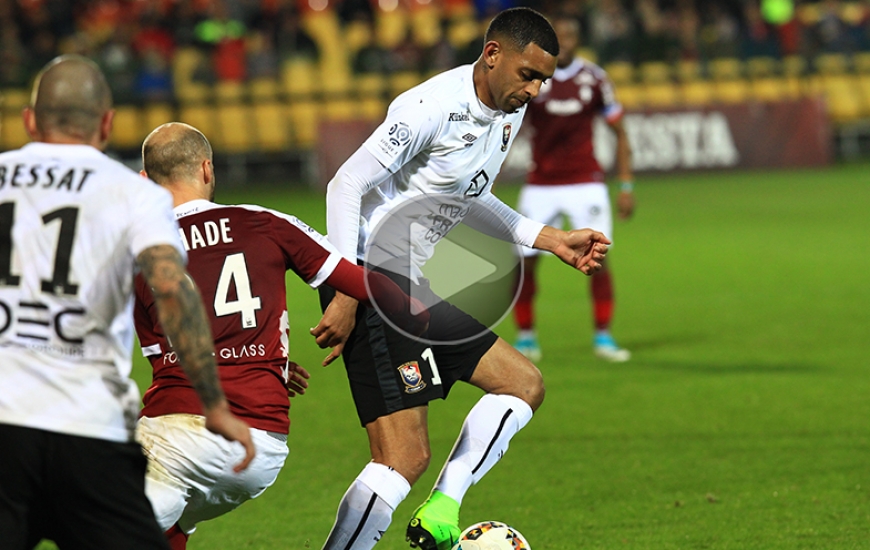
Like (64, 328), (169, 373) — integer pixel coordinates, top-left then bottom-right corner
(421, 347), (441, 386)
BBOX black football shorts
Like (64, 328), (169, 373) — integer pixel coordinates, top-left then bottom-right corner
(319, 273), (498, 426)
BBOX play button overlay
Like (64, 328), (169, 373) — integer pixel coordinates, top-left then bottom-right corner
(364, 194), (524, 345)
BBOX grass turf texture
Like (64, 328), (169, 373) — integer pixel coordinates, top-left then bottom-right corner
(37, 163), (870, 549)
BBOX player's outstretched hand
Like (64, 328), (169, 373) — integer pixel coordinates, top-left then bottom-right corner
(203, 400), (256, 473)
(548, 227), (611, 275)
(310, 292), (358, 366)
(285, 361), (310, 397)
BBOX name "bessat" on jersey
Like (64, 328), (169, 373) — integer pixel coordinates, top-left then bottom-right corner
(0, 163), (94, 192)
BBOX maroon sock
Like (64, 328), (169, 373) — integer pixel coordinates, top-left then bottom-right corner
(591, 270), (614, 331)
(165, 524), (190, 550)
(514, 268), (537, 331)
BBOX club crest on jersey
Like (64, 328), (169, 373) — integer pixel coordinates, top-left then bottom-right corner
(398, 361), (426, 393)
(388, 122), (412, 147)
(501, 123), (512, 152)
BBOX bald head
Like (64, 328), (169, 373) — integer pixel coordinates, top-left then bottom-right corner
(142, 123), (215, 202)
(31, 55), (112, 140)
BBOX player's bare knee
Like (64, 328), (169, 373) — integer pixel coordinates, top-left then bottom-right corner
(499, 363), (545, 411)
(522, 366), (546, 411)
(389, 446), (430, 485)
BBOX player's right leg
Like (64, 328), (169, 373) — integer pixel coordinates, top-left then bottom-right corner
(136, 415), (197, 533)
(513, 184), (562, 361)
(323, 407), (428, 550)
(319, 283), (443, 550)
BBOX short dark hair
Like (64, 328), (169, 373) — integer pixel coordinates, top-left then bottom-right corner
(484, 7), (559, 57)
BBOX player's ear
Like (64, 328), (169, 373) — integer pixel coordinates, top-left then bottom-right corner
(98, 109), (115, 149)
(139, 169), (148, 178)
(201, 159), (213, 185)
(482, 40), (501, 70)
(22, 107), (40, 140)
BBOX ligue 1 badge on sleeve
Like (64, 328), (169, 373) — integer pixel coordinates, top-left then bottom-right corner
(501, 123), (512, 152)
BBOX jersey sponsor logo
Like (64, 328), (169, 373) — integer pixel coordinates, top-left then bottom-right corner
(545, 98), (583, 116)
(397, 361), (426, 393)
(448, 112), (471, 122)
(218, 343), (267, 360)
(461, 133), (477, 144)
(501, 123), (512, 152)
(388, 122), (413, 147)
(0, 300), (86, 350)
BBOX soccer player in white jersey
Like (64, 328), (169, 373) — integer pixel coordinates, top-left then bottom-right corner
(311, 9), (610, 550)
(0, 56), (254, 549)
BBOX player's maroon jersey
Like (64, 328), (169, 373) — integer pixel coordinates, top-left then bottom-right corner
(134, 200), (341, 434)
(526, 58), (624, 186)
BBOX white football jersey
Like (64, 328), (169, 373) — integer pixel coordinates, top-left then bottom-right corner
(0, 142), (184, 442)
(353, 65), (539, 276)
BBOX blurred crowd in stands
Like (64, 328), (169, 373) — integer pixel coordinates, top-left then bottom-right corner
(1, 0), (869, 104)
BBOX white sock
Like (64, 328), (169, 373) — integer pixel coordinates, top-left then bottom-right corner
(322, 462), (411, 550)
(434, 393), (533, 505)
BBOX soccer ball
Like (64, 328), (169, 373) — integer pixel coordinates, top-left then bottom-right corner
(451, 521), (531, 550)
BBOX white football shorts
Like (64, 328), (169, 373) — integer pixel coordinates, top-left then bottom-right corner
(517, 182), (613, 257)
(136, 414), (289, 533)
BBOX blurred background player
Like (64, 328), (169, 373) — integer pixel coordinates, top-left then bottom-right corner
(0, 56), (253, 550)
(134, 123), (427, 550)
(512, 14), (636, 363)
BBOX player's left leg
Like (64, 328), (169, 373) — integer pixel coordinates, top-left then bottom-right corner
(408, 339), (542, 550)
(323, 407), (426, 550)
(590, 260), (630, 362)
(0, 424), (48, 550)
(513, 255), (542, 361)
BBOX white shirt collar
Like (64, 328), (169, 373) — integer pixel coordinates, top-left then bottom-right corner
(462, 64), (505, 122)
(22, 142), (105, 158)
(174, 199), (215, 218)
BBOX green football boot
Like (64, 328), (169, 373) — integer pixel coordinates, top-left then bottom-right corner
(406, 491), (461, 550)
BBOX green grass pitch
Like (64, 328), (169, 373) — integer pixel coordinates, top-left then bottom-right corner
(38, 162), (870, 549)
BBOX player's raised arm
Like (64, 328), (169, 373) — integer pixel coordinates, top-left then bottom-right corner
(136, 243), (256, 472)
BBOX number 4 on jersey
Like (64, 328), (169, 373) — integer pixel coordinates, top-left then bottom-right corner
(214, 252), (261, 329)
